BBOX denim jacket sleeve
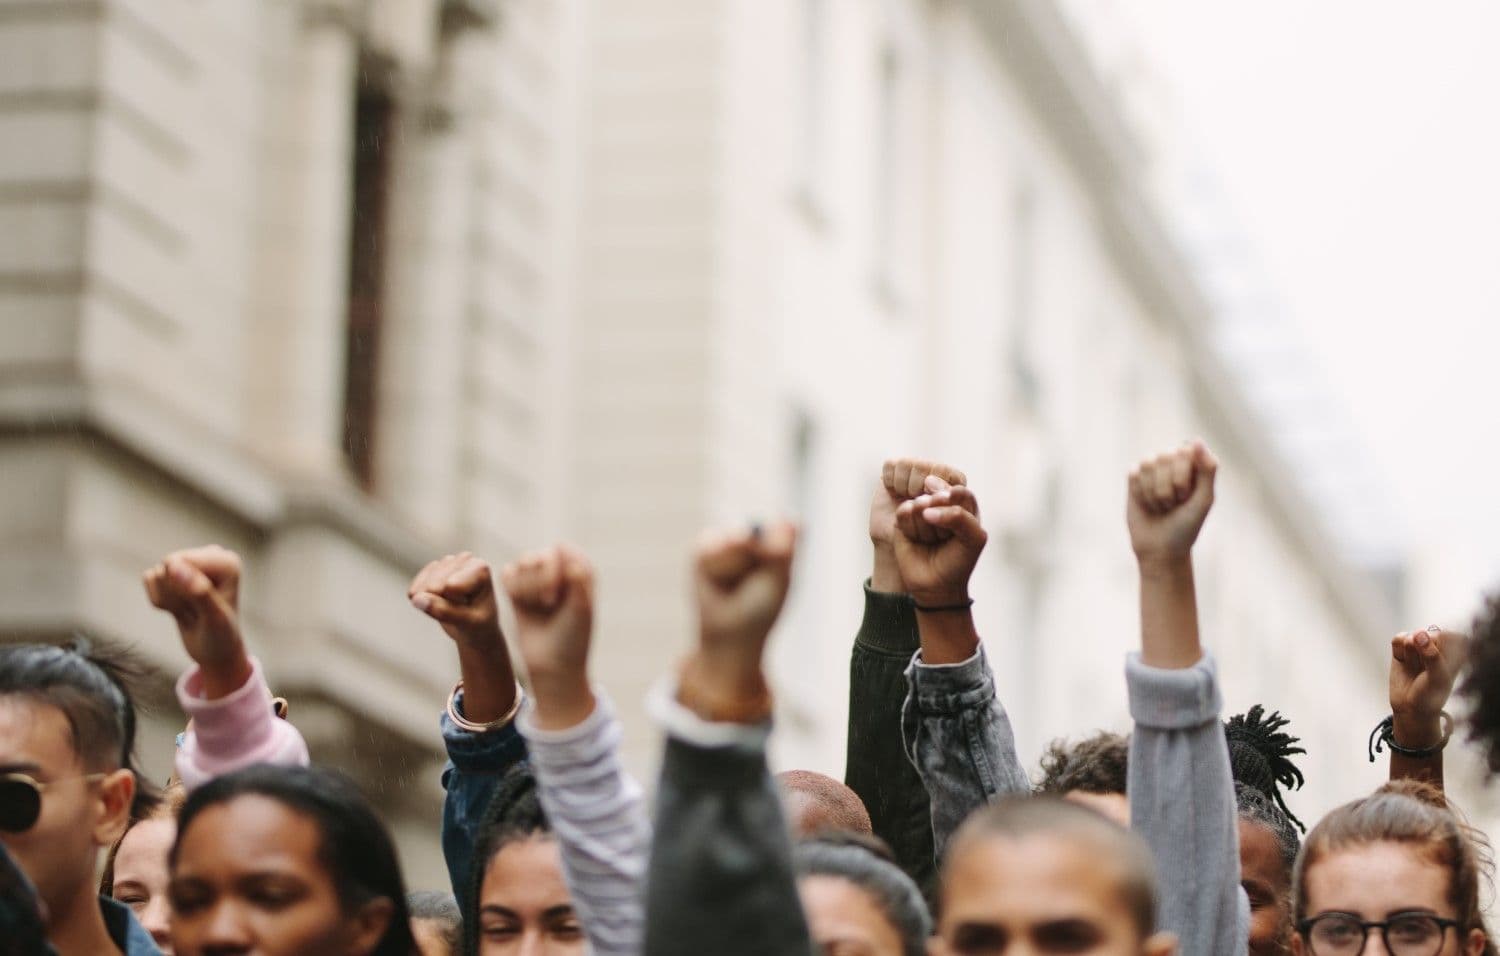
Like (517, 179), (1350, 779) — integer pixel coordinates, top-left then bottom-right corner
(902, 645), (1031, 862)
(845, 583), (937, 893)
(1127, 652), (1249, 956)
(440, 690), (529, 925)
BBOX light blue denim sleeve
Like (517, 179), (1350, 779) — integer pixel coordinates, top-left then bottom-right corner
(901, 645), (1031, 862)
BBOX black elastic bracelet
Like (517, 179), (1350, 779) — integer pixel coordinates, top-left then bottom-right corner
(1367, 712), (1453, 762)
(913, 599), (975, 613)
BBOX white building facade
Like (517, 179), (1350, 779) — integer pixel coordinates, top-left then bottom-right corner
(4, 0), (1473, 887)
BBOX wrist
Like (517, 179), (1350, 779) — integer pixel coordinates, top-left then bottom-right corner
(530, 684), (597, 732)
(871, 545), (904, 594)
(1392, 712), (1445, 749)
(915, 609), (979, 666)
(678, 652), (772, 724)
(198, 646), (254, 700)
(907, 585), (970, 608)
(1134, 553), (1194, 579)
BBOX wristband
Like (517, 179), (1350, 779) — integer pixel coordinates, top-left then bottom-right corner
(913, 598), (975, 613)
(1367, 712), (1453, 761)
(447, 680), (524, 733)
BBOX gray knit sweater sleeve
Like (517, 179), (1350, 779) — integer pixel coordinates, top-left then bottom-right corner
(518, 693), (651, 956)
(1126, 651), (1249, 956)
(902, 646), (1032, 862)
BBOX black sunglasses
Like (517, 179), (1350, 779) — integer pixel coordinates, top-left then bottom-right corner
(0, 772), (106, 833)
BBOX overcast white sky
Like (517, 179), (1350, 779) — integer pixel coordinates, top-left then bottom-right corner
(1142, 1), (1500, 610)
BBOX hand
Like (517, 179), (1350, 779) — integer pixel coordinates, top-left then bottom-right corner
(1126, 440), (1218, 568)
(870, 460), (968, 592)
(680, 521), (798, 721)
(143, 545), (251, 699)
(408, 552), (503, 651)
(502, 545), (596, 730)
(1390, 626), (1467, 744)
(889, 479), (986, 607)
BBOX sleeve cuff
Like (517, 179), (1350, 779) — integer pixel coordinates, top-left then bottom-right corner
(1126, 650), (1222, 729)
(855, 581), (921, 656)
(905, 645), (996, 715)
(440, 689), (527, 772)
(647, 676), (771, 751)
(176, 657), (278, 753)
(517, 690), (618, 767)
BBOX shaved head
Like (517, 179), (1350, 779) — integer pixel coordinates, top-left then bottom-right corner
(777, 770), (873, 837)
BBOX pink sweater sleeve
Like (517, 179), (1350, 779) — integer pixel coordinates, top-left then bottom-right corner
(174, 657), (310, 792)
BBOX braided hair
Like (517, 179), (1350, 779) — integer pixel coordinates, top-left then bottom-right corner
(1225, 705), (1306, 833)
(462, 764), (552, 956)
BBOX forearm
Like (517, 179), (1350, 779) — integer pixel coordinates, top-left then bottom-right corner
(1388, 712), (1446, 790)
(520, 695), (650, 956)
(1127, 653), (1247, 956)
(1137, 557), (1202, 668)
(456, 640), (518, 724)
(174, 657), (309, 792)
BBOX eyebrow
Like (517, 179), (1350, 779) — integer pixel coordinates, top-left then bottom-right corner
(0, 763), (42, 774)
(479, 904), (578, 920)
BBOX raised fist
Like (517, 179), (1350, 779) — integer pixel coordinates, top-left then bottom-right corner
(1390, 626), (1467, 724)
(143, 545), (250, 697)
(870, 459), (968, 593)
(890, 479), (987, 607)
(408, 552), (503, 651)
(1126, 440), (1218, 566)
(501, 545), (596, 719)
(695, 522), (798, 661)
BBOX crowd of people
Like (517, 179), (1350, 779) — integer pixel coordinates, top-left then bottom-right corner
(2, 441), (1499, 955)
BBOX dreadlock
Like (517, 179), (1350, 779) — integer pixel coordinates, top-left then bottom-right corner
(462, 763), (551, 956)
(1225, 705), (1306, 832)
(1460, 590), (1500, 776)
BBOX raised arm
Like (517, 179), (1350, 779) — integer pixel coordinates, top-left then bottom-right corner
(847, 459), (965, 892)
(1125, 441), (1247, 956)
(1383, 626), (1465, 789)
(892, 477), (1029, 863)
(506, 545), (650, 956)
(143, 545), (308, 791)
(643, 521), (814, 956)
(409, 552), (527, 917)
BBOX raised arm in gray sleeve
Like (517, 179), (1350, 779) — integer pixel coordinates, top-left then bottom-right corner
(1126, 651), (1249, 956)
(901, 645), (1031, 863)
(519, 693), (650, 956)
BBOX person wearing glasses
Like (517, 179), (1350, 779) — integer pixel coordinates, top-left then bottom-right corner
(1292, 780), (1489, 956)
(0, 639), (162, 955)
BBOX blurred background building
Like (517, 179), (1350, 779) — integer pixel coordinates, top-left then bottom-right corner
(2, 0), (1487, 888)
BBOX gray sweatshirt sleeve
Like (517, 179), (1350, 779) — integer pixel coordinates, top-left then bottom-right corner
(902, 645), (1031, 862)
(1126, 651), (1249, 956)
(518, 694), (651, 956)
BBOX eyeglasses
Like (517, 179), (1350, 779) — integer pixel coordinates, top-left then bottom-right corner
(1300, 912), (1460, 956)
(0, 772), (107, 833)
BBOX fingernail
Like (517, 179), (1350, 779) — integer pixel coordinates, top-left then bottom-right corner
(1427, 624), (1441, 633)
(412, 594), (432, 611)
(1415, 632), (1430, 648)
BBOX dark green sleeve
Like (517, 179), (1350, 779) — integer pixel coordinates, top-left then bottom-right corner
(844, 582), (936, 895)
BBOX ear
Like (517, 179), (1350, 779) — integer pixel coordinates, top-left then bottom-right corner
(1142, 930), (1177, 956)
(93, 768), (135, 847)
(1290, 932), (1307, 956)
(346, 896), (395, 954)
(1464, 928), (1487, 956)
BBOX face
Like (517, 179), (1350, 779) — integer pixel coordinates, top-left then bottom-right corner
(1064, 792), (1131, 829)
(1292, 842), (1486, 956)
(112, 816), (178, 952)
(933, 833), (1174, 956)
(477, 836), (584, 955)
(169, 795), (392, 956)
(413, 917), (456, 956)
(0, 697), (131, 920)
(1239, 820), (1292, 956)
(799, 874), (905, 956)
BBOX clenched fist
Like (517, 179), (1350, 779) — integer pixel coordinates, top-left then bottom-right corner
(408, 552), (504, 651)
(890, 478), (986, 608)
(502, 545), (597, 730)
(870, 459), (968, 593)
(1126, 440), (1218, 567)
(1390, 626), (1467, 743)
(144, 545), (251, 699)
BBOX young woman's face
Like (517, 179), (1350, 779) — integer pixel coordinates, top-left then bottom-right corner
(169, 795), (391, 956)
(1293, 841), (1486, 956)
(933, 833), (1173, 956)
(1240, 819), (1292, 956)
(477, 835), (584, 955)
(112, 816), (178, 953)
(798, 874), (906, 956)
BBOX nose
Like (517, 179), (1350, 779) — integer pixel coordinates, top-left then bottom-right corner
(141, 894), (173, 948)
(192, 902), (254, 953)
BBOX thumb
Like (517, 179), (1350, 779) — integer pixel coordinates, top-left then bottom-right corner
(922, 505), (987, 550)
(1414, 628), (1443, 665)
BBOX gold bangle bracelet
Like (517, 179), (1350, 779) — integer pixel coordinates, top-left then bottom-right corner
(446, 679), (524, 733)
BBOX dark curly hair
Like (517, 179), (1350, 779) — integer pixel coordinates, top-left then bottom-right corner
(1225, 705), (1306, 832)
(1461, 591), (1500, 776)
(1036, 731), (1129, 795)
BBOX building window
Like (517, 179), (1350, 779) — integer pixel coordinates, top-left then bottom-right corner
(342, 67), (397, 491)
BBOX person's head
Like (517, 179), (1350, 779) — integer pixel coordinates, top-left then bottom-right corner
(102, 781), (188, 953)
(1238, 784), (1301, 956)
(168, 764), (415, 956)
(934, 796), (1175, 956)
(1036, 732), (1130, 827)
(1292, 781), (1489, 956)
(778, 770), (874, 837)
(0, 640), (159, 921)
(408, 891), (462, 956)
(1461, 591), (1500, 775)
(466, 764), (580, 956)
(794, 831), (929, 956)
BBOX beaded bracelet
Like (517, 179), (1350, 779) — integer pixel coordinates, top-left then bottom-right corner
(1367, 711), (1453, 762)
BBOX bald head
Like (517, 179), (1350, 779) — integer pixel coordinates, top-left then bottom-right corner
(777, 770), (873, 837)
